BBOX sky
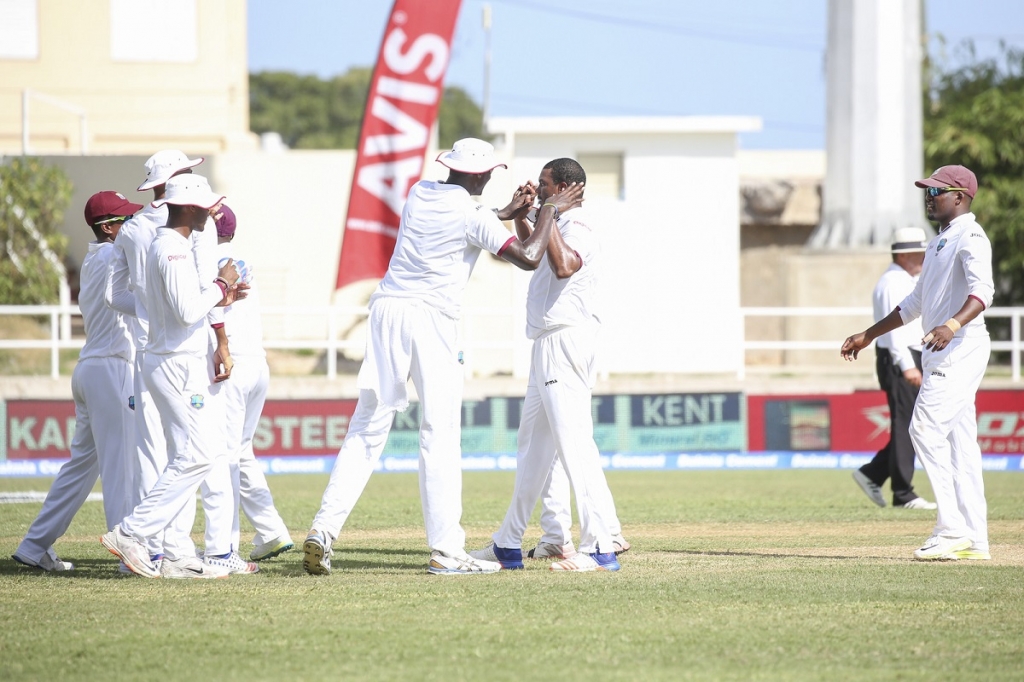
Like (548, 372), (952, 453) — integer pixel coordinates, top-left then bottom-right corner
(248, 0), (1024, 150)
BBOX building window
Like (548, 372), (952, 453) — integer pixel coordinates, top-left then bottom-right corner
(110, 0), (197, 63)
(576, 152), (624, 200)
(0, 0), (39, 60)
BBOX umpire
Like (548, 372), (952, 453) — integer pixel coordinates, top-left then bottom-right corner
(852, 227), (937, 510)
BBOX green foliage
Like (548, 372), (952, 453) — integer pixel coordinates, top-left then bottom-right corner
(924, 46), (1024, 307)
(0, 157), (72, 305)
(249, 68), (486, 150)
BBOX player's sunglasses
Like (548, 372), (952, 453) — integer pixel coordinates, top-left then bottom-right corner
(94, 214), (131, 225)
(924, 187), (968, 197)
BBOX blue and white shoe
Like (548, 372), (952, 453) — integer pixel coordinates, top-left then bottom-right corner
(469, 543), (524, 570)
(551, 551), (621, 572)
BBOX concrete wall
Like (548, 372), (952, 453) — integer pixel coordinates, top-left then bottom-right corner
(0, 0), (256, 155)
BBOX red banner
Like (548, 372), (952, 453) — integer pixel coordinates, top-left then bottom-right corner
(747, 390), (1024, 454)
(334, 0), (464, 290)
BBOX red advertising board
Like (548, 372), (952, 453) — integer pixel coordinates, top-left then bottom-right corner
(747, 390), (1024, 454)
(3, 399), (358, 460)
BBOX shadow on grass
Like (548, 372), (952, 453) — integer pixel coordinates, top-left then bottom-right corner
(0, 557), (137, 579)
(665, 548), (905, 561)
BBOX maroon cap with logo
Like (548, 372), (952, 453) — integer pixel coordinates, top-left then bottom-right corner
(914, 165), (978, 198)
(84, 191), (143, 226)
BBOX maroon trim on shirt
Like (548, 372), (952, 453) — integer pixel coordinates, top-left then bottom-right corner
(211, 322), (225, 330)
(496, 235), (516, 258)
(968, 294), (987, 309)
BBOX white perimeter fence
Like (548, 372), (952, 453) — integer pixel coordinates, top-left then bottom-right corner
(2, 305), (1023, 382)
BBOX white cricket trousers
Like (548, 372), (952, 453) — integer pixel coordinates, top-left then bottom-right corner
(537, 456), (622, 546)
(910, 334), (990, 551)
(120, 353), (228, 561)
(220, 355), (288, 549)
(493, 325), (617, 554)
(312, 297), (467, 555)
(15, 357), (134, 563)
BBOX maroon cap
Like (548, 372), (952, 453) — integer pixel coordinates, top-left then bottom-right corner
(914, 165), (978, 198)
(84, 191), (143, 226)
(215, 204), (236, 238)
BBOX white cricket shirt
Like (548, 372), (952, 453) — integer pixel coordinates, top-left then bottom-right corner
(371, 181), (516, 319)
(192, 217), (224, 327)
(211, 242), (265, 358)
(873, 263), (924, 372)
(525, 206), (601, 340)
(106, 203), (167, 348)
(79, 241), (133, 362)
(145, 229), (225, 357)
(898, 212), (994, 338)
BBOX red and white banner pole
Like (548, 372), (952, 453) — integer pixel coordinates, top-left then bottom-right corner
(334, 0), (464, 291)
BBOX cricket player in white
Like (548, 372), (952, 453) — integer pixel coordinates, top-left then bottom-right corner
(212, 205), (293, 562)
(842, 165), (993, 561)
(12, 192), (140, 572)
(106, 151), (243, 573)
(472, 158), (622, 572)
(101, 175), (244, 579)
(303, 138), (581, 576)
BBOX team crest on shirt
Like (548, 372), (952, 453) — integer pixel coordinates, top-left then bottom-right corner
(936, 238), (947, 253)
(190, 394), (205, 409)
(128, 395), (135, 411)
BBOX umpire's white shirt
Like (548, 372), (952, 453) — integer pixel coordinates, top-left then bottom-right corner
(873, 263), (923, 372)
(372, 181), (516, 319)
(80, 242), (134, 362)
(898, 212), (994, 336)
(525, 206), (600, 339)
(145, 229), (224, 357)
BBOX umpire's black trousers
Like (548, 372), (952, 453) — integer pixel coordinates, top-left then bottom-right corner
(859, 346), (923, 505)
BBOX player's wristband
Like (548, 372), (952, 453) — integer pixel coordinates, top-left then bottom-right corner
(541, 202), (559, 219)
(214, 277), (229, 296)
(943, 318), (962, 334)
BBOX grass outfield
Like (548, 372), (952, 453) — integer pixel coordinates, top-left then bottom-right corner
(1, 470), (1022, 681)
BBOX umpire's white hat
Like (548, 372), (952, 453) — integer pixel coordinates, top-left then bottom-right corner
(891, 227), (928, 253)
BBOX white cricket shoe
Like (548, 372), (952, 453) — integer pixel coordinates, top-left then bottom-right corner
(11, 547), (74, 572)
(427, 550), (501, 575)
(852, 470), (887, 508)
(950, 547), (992, 561)
(204, 551), (260, 574)
(525, 541), (577, 560)
(161, 556), (230, 579)
(897, 497), (937, 510)
(302, 529), (333, 576)
(611, 535), (631, 555)
(913, 536), (972, 561)
(101, 528), (158, 578)
(250, 536), (295, 562)
(550, 551), (621, 572)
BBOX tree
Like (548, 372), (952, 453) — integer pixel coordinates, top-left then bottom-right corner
(249, 69), (487, 150)
(923, 45), (1024, 311)
(0, 157), (72, 305)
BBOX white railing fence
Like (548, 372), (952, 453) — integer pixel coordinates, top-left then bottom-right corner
(2, 305), (1022, 382)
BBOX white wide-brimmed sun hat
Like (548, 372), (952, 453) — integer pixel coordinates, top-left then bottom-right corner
(151, 174), (225, 210)
(435, 138), (507, 174)
(890, 227), (928, 253)
(137, 149), (204, 191)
